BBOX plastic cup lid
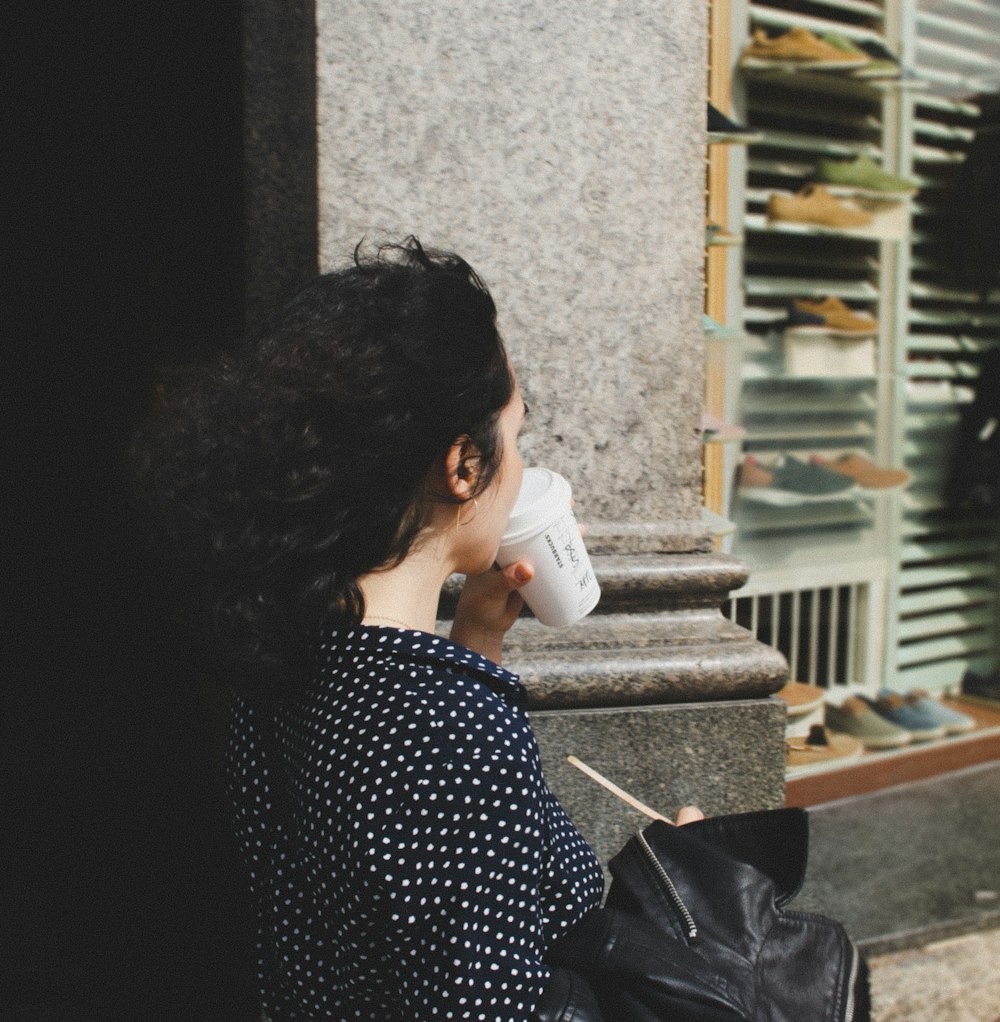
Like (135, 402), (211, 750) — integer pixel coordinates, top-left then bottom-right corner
(501, 467), (572, 545)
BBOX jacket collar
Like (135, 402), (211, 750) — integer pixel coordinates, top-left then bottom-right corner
(318, 625), (527, 709)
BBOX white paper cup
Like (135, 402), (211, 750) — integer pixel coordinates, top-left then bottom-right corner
(497, 467), (601, 627)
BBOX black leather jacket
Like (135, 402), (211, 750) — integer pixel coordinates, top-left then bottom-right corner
(534, 808), (870, 1022)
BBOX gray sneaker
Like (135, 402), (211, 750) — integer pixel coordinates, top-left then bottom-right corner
(825, 696), (911, 749)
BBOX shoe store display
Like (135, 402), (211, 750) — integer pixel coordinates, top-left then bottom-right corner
(786, 724), (864, 769)
(739, 26), (869, 71)
(707, 102), (761, 143)
(864, 691), (947, 741)
(777, 681), (826, 718)
(786, 296), (878, 336)
(784, 303), (827, 333)
(819, 33), (898, 80)
(706, 219), (742, 246)
(811, 453), (912, 491)
(821, 34), (927, 86)
(825, 696), (912, 749)
(702, 313), (742, 340)
(815, 154), (918, 196)
(737, 455), (859, 505)
(767, 184), (874, 230)
(961, 668), (1000, 705)
(784, 334), (876, 378)
(700, 413), (745, 442)
(879, 688), (976, 735)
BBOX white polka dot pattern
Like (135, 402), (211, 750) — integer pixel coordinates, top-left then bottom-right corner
(226, 627), (603, 1021)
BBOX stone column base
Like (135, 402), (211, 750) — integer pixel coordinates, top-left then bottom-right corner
(531, 699), (786, 873)
(501, 551), (789, 707)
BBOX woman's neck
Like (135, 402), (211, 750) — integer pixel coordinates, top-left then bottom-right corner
(358, 538), (454, 633)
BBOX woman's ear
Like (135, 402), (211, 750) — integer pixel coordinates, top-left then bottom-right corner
(444, 436), (481, 499)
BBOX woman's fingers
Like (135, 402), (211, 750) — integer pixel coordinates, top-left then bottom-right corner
(675, 805), (705, 826)
(496, 560), (534, 588)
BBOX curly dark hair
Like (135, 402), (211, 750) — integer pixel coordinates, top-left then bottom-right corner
(132, 237), (514, 695)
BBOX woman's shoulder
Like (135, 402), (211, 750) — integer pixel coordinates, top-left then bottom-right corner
(299, 626), (534, 750)
(277, 629), (545, 811)
(312, 626), (522, 697)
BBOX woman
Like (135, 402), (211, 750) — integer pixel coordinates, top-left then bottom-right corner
(136, 237), (696, 1020)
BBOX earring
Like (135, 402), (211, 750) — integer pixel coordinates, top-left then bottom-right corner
(456, 498), (479, 527)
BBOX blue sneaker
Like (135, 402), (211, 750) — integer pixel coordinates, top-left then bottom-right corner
(865, 691), (945, 741)
(887, 689), (975, 735)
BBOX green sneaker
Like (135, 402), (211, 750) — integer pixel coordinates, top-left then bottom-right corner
(825, 696), (912, 749)
(821, 32), (866, 59)
(815, 154), (917, 195)
(822, 34), (917, 82)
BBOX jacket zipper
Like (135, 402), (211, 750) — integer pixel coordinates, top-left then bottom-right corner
(787, 908), (861, 1022)
(636, 830), (698, 942)
(843, 942), (859, 1022)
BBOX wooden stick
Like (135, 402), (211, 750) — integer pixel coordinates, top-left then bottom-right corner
(567, 755), (672, 824)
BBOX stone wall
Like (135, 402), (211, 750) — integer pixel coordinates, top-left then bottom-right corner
(315, 0), (708, 545)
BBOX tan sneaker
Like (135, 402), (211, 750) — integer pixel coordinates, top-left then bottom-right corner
(767, 185), (873, 229)
(740, 26), (870, 70)
(789, 296), (878, 336)
(737, 456), (775, 490)
(776, 681), (826, 717)
(812, 453), (912, 491)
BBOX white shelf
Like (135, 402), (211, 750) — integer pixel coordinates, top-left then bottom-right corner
(744, 276), (880, 299)
(897, 584), (995, 615)
(744, 209), (908, 243)
(744, 420), (875, 443)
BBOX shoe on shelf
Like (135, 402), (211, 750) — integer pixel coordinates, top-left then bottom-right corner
(882, 688), (976, 735)
(703, 313), (742, 339)
(815, 154), (918, 196)
(825, 696), (912, 749)
(706, 219), (743, 246)
(739, 26), (869, 70)
(777, 681), (826, 718)
(864, 691), (946, 741)
(822, 34), (926, 85)
(811, 453), (912, 491)
(700, 413), (746, 442)
(707, 102), (761, 143)
(738, 455), (858, 505)
(786, 724), (864, 769)
(786, 296), (878, 336)
(819, 33), (899, 80)
(961, 668), (1000, 704)
(737, 456), (778, 493)
(784, 303), (828, 334)
(767, 185), (873, 230)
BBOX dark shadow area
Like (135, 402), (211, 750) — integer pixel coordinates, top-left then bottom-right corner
(6, 3), (257, 1017)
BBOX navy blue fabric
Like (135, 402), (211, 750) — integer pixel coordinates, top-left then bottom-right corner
(227, 627), (603, 1021)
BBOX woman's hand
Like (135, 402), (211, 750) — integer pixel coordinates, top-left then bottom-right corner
(675, 805), (705, 826)
(449, 560), (534, 664)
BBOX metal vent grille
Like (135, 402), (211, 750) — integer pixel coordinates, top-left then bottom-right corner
(725, 574), (884, 689)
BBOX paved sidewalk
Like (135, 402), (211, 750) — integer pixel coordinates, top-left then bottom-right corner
(795, 761), (1000, 950)
(868, 928), (1000, 1022)
(789, 760), (1000, 1020)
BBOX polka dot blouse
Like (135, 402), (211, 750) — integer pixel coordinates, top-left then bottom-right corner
(226, 627), (604, 1021)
